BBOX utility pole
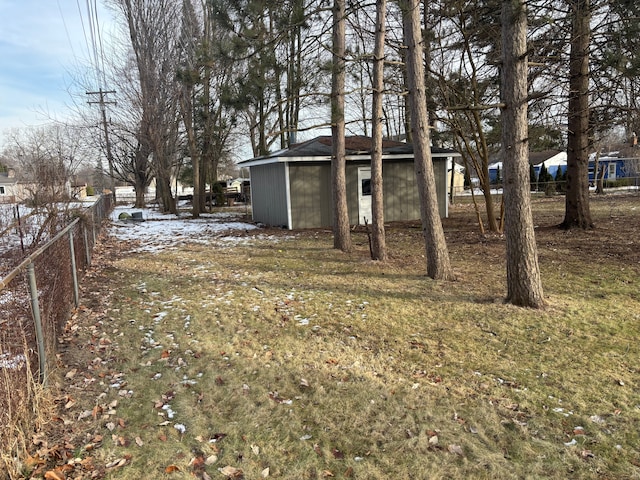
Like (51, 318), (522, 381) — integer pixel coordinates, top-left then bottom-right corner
(87, 89), (116, 201)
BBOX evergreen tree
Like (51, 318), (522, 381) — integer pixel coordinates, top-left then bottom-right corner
(529, 164), (537, 191)
(538, 163), (552, 192)
(554, 166), (566, 192)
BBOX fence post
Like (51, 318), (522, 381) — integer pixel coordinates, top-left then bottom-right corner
(27, 262), (47, 385)
(91, 209), (97, 245)
(68, 228), (79, 307)
(84, 222), (91, 267)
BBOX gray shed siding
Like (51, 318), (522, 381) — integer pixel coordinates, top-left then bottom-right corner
(345, 164), (360, 225)
(383, 160), (419, 221)
(250, 163), (289, 227)
(435, 158), (448, 218)
(380, 159), (448, 222)
(249, 157), (449, 229)
(289, 163), (332, 229)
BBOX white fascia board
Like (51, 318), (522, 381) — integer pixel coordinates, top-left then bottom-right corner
(238, 155), (331, 167)
(284, 162), (293, 230)
(239, 151), (460, 167)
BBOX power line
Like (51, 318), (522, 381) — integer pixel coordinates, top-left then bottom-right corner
(57, 0), (77, 61)
(92, 0), (109, 87)
(85, 0), (103, 85)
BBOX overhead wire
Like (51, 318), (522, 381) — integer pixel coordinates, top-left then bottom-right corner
(75, 0), (101, 87)
(92, 0), (109, 87)
(57, 0), (78, 61)
(72, 0), (109, 89)
(85, 0), (104, 87)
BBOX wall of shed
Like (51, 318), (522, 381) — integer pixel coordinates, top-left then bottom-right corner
(376, 159), (447, 222)
(288, 163), (332, 229)
(249, 163), (289, 227)
(250, 158), (448, 229)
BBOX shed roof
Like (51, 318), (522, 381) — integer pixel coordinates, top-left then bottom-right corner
(239, 135), (460, 167)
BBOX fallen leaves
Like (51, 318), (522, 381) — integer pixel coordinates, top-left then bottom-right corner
(268, 391), (292, 404)
(44, 470), (66, 480)
(105, 454), (132, 468)
(219, 465), (244, 478)
(447, 444), (464, 456)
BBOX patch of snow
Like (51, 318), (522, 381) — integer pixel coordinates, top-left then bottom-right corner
(109, 205), (262, 253)
(0, 353), (26, 370)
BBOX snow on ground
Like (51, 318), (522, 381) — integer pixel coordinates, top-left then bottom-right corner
(109, 204), (268, 253)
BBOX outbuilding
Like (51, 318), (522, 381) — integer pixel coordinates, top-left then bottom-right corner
(238, 135), (461, 230)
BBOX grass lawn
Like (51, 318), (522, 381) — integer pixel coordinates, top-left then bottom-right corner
(23, 193), (640, 479)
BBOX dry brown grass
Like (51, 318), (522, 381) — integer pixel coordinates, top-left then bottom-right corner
(21, 193), (640, 479)
(0, 337), (55, 479)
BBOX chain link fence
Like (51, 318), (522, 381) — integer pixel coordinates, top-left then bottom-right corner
(0, 195), (113, 471)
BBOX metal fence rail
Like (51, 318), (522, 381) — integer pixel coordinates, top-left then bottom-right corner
(0, 195), (113, 453)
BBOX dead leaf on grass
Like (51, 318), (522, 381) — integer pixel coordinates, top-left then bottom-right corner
(581, 449), (595, 459)
(573, 426), (586, 436)
(105, 457), (130, 468)
(219, 465), (244, 478)
(44, 469), (66, 480)
(24, 453), (46, 469)
(190, 455), (206, 474)
(448, 444), (464, 456)
(165, 464), (181, 473)
(268, 391), (292, 404)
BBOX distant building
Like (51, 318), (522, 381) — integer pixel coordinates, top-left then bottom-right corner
(0, 168), (18, 203)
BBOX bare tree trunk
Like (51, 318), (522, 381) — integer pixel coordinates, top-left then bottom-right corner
(402, 0), (453, 280)
(133, 144), (151, 208)
(370, 0), (387, 261)
(118, 0), (180, 215)
(593, 147), (605, 194)
(178, 90), (201, 217)
(561, 0), (594, 229)
(331, 0), (351, 252)
(501, 0), (545, 308)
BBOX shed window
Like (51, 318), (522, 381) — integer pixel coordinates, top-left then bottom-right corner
(361, 178), (371, 196)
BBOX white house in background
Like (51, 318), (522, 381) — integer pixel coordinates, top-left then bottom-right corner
(532, 151), (567, 178)
(0, 168), (18, 203)
(488, 150), (567, 183)
(0, 168), (70, 204)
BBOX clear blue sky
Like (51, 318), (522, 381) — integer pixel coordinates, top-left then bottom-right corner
(0, 0), (115, 135)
